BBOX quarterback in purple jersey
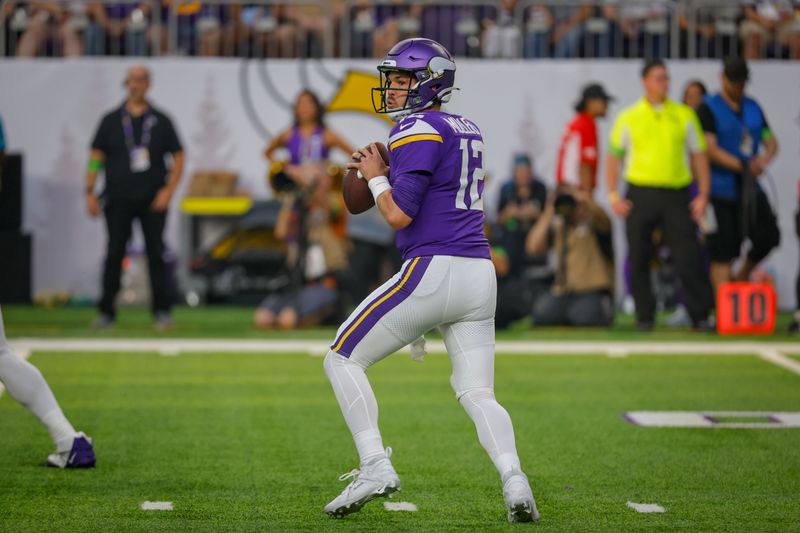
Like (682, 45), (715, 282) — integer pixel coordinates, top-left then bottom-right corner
(322, 38), (539, 523)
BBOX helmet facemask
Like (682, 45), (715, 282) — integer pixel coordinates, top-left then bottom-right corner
(372, 58), (456, 122)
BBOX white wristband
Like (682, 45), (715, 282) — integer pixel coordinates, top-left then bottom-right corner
(367, 175), (392, 202)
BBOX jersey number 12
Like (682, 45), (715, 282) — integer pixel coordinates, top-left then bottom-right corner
(455, 138), (485, 211)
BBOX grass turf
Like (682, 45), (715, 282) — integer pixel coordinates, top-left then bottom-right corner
(1, 350), (799, 532)
(2, 305), (798, 341)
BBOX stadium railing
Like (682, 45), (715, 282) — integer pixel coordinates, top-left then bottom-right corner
(2, 0), (798, 60)
(0, 0), (334, 58)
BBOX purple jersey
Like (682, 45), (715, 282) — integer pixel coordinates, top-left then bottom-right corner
(287, 126), (329, 165)
(387, 111), (490, 260)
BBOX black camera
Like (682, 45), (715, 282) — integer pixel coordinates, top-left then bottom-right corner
(554, 192), (577, 217)
(269, 162), (298, 193)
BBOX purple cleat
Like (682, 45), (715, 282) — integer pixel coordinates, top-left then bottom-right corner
(47, 432), (96, 469)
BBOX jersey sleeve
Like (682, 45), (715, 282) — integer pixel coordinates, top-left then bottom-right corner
(161, 114), (183, 153)
(685, 109), (707, 153)
(608, 112), (629, 158)
(695, 103), (717, 134)
(755, 102), (773, 141)
(387, 117), (443, 219)
(91, 113), (113, 153)
(0, 116), (6, 152)
(579, 119), (598, 165)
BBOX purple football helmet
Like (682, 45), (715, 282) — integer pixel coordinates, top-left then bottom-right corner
(372, 38), (457, 122)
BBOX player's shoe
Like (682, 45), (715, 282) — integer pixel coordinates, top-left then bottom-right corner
(154, 312), (175, 331)
(91, 314), (114, 329)
(47, 432), (96, 469)
(502, 468), (539, 523)
(324, 449), (400, 517)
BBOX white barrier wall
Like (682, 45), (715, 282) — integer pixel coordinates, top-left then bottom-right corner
(1, 58), (798, 308)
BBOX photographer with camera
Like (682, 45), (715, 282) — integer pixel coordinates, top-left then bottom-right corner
(526, 185), (614, 327)
(254, 169), (349, 330)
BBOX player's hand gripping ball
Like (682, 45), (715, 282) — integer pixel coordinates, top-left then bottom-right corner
(343, 142), (390, 214)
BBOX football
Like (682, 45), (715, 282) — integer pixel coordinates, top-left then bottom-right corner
(343, 142), (390, 214)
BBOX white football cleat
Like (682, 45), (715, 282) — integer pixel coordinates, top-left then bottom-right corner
(325, 449), (400, 517)
(503, 468), (539, 523)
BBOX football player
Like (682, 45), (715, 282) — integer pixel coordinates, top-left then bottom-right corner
(0, 307), (95, 468)
(322, 38), (539, 523)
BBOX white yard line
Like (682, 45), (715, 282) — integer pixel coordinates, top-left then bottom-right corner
(0, 348), (33, 399)
(625, 410), (800, 428)
(384, 501), (418, 512)
(758, 349), (800, 376)
(141, 501), (173, 511)
(4, 339), (800, 375)
(626, 501), (666, 513)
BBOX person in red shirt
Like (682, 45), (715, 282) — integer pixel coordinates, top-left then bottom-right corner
(556, 83), (614, 193)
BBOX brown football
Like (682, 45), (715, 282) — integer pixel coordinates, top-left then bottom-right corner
(343, 142), (390, 214)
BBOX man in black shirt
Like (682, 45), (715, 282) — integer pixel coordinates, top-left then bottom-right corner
(86, 65), (184, 329)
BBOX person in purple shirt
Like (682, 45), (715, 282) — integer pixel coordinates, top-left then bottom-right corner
(264, 89), (353, 189)
(322, 38), (538, 523)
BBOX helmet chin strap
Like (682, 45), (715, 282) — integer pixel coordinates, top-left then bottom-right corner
(387, 78), (438, 122)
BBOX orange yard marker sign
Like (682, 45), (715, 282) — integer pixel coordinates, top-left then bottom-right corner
(716, 282), (776, 335)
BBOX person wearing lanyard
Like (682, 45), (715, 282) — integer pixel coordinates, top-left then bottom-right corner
(695, 57), (780, 292)
(263, 89), (354, 188)
(606, 59), (714, 331)
(86, 65), (184, 329)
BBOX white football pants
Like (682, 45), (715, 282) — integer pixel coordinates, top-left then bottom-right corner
(0, 306), (76, 451)
(324, 256), (522, 475)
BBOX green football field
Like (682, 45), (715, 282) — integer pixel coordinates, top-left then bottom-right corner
(1, 307), (799, 532)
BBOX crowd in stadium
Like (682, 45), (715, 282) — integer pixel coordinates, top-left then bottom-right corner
(3, 1), (800, 60)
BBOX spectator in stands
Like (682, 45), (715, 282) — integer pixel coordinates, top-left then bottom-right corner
(523, 4), (551, 58)
(682, 79), (707, 111)
(417, 4), (485, 58)
(696, 58), (781, 291)
(582, 3), (622, 58)
(677, 2), (741, 59)
(556, 83), (614, 193)
(524, 2), (592, 58)
(493, 155), (550, 327)
(608, 0), (671, 58)
(482, 0), (520, 58)
(606, 59), (714, 331)
(345, 1), (419, 58)
(741, 1), (800, 59)
(85, 3), (151, 56)
(227, 4), (297, 58)
(495, 154), (547, 273)
(162, 1), (228, 56)
(253, 172), (348, 330)
(16, 2), (86, 57)
(86, 65), (184, 330)
(527, 185), (614, 327)
(264, 90), (354, 189)
(551, 1), (592, 58)
(284, 3), (334, 58)
(347, 2), (419, 58)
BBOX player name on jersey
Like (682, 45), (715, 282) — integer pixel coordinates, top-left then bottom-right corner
(443, 116), (481, 136)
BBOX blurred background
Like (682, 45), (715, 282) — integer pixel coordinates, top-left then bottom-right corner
(0, 0), (798, 333)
